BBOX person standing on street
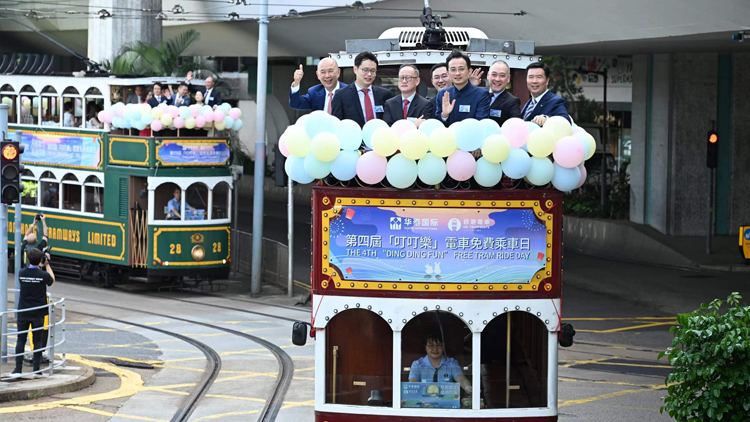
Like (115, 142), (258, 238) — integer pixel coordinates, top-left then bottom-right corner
(289, 58), (347, 113)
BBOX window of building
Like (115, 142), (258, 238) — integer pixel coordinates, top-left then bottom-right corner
(325, 309), (393, 407)
(84, 175), (104, 214)
(212, 182), (230, 220)
(19, 85), (37, 125)
(62, 174), (82, 211)
(401, 311), (473, 409)
(185, 183), (208, 221)
(155, 182), (181, 220)
(22, 169), (37, 206)
(39, 171), (59, 209)
(480, 312), (548, 409)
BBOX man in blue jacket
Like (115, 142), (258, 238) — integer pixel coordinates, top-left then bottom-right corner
(521, 62), (572, 125)
(435, 50), (490, 125)
(289, 57), (346, 113)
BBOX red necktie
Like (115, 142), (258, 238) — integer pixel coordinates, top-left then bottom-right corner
(327, 92), (333, 114)
(403, 99), (410, 119)
(362, 88), (374, 122)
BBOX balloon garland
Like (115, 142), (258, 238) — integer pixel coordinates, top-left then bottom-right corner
(97, 102), (243, 132)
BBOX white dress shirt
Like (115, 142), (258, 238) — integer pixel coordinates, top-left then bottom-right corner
(355, 82), (377, 120)
(289, 82), (341, 112)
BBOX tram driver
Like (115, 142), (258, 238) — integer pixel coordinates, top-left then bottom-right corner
(408, 332), (473, 395)
(167, 187), (195, 220)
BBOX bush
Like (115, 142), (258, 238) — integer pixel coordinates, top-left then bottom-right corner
(563, 165), (630, 220)
(659, 292), (750, 421)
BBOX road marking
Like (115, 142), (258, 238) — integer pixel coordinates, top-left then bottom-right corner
(193, 410), (260, 421)
(82, 328), (118, 332)
(563, 317), (675, 321)
(558, 384), (668, 408)
(66, 405), (167, 422)
(280, 399), (316, 410)
(576, 321), (677, 333)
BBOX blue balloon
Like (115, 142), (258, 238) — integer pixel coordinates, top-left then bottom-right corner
(334, 119), (363, 150)
(141, 114), (152, 125)
(551, 163), (581, 191)
(526, 157), (554, 186)
(303, 153), (331, 179)
(201, 105), (213, 116)
(480, 119), (501, 138)
(418, 119), (444, 138)
(417, 153), (447, 185)
(232, 119), (244, 131)
(527, 121), (540, 133)
(224, 117), (235, 129)
(455, 119), (484, 152)
(386, 153), (417, 189)
(123, 119), (132, 129)
(501, 148), (531, 179)
(285, 155), (314, 183)
(305, 110), (335, 139)
(330, 150), (359, 181)
(362, 119), (388, 148)
(474, 157), (503, 187)
(179, 106), (191, 119)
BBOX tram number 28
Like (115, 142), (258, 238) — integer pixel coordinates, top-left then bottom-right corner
(169, 243), (222, 254)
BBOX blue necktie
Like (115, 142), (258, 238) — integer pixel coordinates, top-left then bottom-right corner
(524, 98), (537, 120)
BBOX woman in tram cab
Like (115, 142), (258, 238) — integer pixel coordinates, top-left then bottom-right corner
(408, 332), (473, 395)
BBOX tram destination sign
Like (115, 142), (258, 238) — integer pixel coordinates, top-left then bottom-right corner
(156, 140), (230, 166)
(20, 131), (102, 170)
(326, 205), (550, 284)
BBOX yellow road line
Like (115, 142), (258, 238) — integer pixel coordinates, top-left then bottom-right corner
(558, 384), (669, 408)
(144, 321), (171, 326)
(280, 399), (316, 410)
(193, 410), (260, 421)
(563, 317), (675, 321)
(66, 405), (167, 422)
(576, 321), (676, 333)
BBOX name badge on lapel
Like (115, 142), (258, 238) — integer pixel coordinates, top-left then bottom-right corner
(374, 105), (384, 113)
(459, 104), (471, 113)
(209, 97), (214, 101)
(490, 109), (502, 117)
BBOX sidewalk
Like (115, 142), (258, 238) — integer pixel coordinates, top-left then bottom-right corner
(0, 359), (94, 402)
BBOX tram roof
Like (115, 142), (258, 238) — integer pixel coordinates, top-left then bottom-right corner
(330, 49), (542, 69)
(1, 75), (203, 93)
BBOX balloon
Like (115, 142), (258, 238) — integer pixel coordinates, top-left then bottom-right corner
(296, 114), (310, 127)
(224, 117), (235, 129)
(551, 163), (581, 191)
(479, 119), (501, 138)
(399, 130), (429, 160)
(98, 110), (106, 122)
(576, 163), (587, 188)
(573, 131), (597, 160)
(173, 117), (185, 129)
(185, 117), (196, 129)
(179, 107), (191, 119)
(228, 108), (241, 120)
(213, 109), (225, 122)
(419, 119), (444, 137)
(285, 155), (314, 184)
(1, 97), (11, 106)
(75, 98), (81, 108)
(454, 118), (484, 152)
(526, 128), (556, 158)
(527, 122), (540, 132)
(370, 127), (399, 157)
(572, 125), (585, 134)
(279, 135), (290, 157)
(356, 152), (387, 184)
(303, 154), (331, 179)
(417, 153), (447, 185)
(305, 110), (334, 139)
(160, 114), (173, 126)
(189, 104), (200, 118)
(203, 110), (215, 122)
(334, 119), (362, 150)
(232, 119), (243, 131)
(544, 116), (573, 140)
(310, 132), (341, 162)
(391, 119), (417, 138)
(151, 108), (163, 119)
(362, 119), (388, 148)
(446, 150), (476, 182)
(526, 157), (554, 186)
(151, 120), (163, 132)
(428, 127), (457, 158)
(214, 120), (227, 131)
(481, 135), (511, 163)
(167, 105), (179, 119)
(285, 126), (312, 157)
(20, 106), (27, 116)
(330, 150), (359, 181)
(501, 118), (530, 148)
(196, 116), (206, 128)
(501, 149), (531, 179)
(201, 105), (213, 116)
(386, 153), (418, 189)
(222, 103), (231, 111)
(553, 136), (586, 168)
(74, 107), (83, 117)
(474, 157), (504, 188)
(22, 98), (31, 109)
(32, 97), (39, 108)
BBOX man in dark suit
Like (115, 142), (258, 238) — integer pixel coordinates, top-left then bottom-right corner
(126, 85), (144, 104)
(435, 50), (491, 125)
(521, 62), (571, 125)
(383, 64), (434, 126)
(170, 82), (191, 107)
(147, 83), (171, 108)
(331, 51), (393, 128)
(428, 63), (483, 112)
(289, 58), (347, 113)
(185, 72), (222, 108)
(487, 60), (522, 126)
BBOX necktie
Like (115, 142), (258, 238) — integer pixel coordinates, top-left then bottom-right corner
(524, 98), (537, 120)
(362, 88), (374, 122)
(433, 368), (438, 382)
(403, 99), (410, 119)
(327, 92), (333, 114)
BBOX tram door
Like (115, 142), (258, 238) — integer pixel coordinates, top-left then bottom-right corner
(129, 176), (149, 268)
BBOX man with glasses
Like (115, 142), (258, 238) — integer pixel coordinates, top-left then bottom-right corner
(435, 50), (490, 125)
(383, 64), (434, 126)
(408, 332), (473, 395)
(289, 57), (347, 113)
(331, 51), (393, 128)
(428, 63), (483, 113)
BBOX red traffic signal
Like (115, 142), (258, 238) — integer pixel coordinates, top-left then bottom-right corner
(2, 144), (18, 160)
(1, 140), (24, 204)
(707, 131), (718, 169)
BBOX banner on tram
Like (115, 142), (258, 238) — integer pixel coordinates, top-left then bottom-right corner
(156, 140), (231, 166)
(20, 131), (103, 170)
(327, 206), (549, 284)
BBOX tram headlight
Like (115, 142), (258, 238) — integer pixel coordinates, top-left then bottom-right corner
(191, 245), (206, 261)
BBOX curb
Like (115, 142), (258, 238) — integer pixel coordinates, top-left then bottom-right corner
(0, 361), (96, 402)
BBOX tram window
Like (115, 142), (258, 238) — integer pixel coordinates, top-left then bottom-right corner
(22, 170), (38, 206)
(40, 172), (60, 209)
(62, 174), (82, 211)
(155, 183), (182, 220)
(325, 309), (393, 407)
(185, 183), (208, 221)
(62, 99), (81, 128)
(401, 311), (473, 409)
(84, 176), (104, 214)
(480, 312), (548, 409)
(41, 86), (59, 126)
(20, 85), (37, 125)
(85, 97), (104, 129)
(212, 182), (230, 220)
(1, 84), (17, 123)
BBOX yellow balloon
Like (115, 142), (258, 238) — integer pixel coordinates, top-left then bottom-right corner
(543, 116), (573, 140)
(428, 127), (457, 158)
(185, 117), (196, 129)
(215, 120), (227, 131)
(140, 104), (151, 114)
(285, 126), (312, 157)
(371, 127), (399, 157)
(400, 130), (429, 160)
(151, 108), (163, 119)
(160, 114), (173, 126)
(526, 128), (556, 157)
(311, 132), (341, 162)
(481, 134), (511, 163)
(1, 97), (11, 106)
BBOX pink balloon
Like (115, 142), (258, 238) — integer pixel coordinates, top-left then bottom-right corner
(572, 126), (585, 134)
(97, 110), (106, 122)
(158, 103), (169, 112)
(151, 120), (163, 132)
(117, 107), (125, 117)
(356, 152), (387, 184)
(21, 96), (29, 103)
(203, 111), (215, 123)
(189, 105), (200, 118)
(213, 109), (225, 122)
(173, 117), (185, 129)
(576, 163), (587, 188)
(20, 106), (27, 116)
(279, 135), (290, 157)
(446, 150), (477, 181)
(168, 106), (179, 118)
(195, 116), (206, 128)
(553, 136), (586, 168)
(391, 119), (417, 138)
(75, 98), (81, 108)
(501, 118), (530, 148)
(228, 109), (241, 120)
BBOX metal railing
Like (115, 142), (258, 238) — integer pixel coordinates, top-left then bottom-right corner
(234, 230), (290, 290)
(1, 291), (66, 379)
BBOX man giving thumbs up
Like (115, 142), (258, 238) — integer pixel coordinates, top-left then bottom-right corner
(289, 58), (346, 113)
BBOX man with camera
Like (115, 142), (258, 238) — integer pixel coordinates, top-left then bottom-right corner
(22, 214), (49, 266)
(12, 248), (55, 377)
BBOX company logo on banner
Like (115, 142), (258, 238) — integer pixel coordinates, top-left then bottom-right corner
(327, 206), (548, 284)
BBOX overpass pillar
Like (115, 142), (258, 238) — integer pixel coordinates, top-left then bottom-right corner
(87, 0), (162, 64)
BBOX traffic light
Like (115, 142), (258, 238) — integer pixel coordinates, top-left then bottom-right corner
(707, 131), (718, 169)
(1, 140), (24, 204)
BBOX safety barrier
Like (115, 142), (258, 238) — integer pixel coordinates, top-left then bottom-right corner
(1, 291), (66, 379)
(234, 230), (290, 290)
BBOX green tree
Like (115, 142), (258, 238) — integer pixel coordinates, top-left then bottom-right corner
(543, 56), (602, 124)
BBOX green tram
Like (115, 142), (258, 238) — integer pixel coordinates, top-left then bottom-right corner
(2, 75), (232, 286)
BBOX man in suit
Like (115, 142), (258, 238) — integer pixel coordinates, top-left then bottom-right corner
(147, 83), (171, 108)
(428, 63), (483, 112)
(383, 64), (434, 126)
(289, 58), (346, 113)
(331, 51), (393, 128)
(435, 50), (491, 125)
(126, 85), (144, 104)
(487, 60), (522, 126)
(170, 82), (191, 107)
(185, 72), (222, 108)
(521, 62), (571, 125)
